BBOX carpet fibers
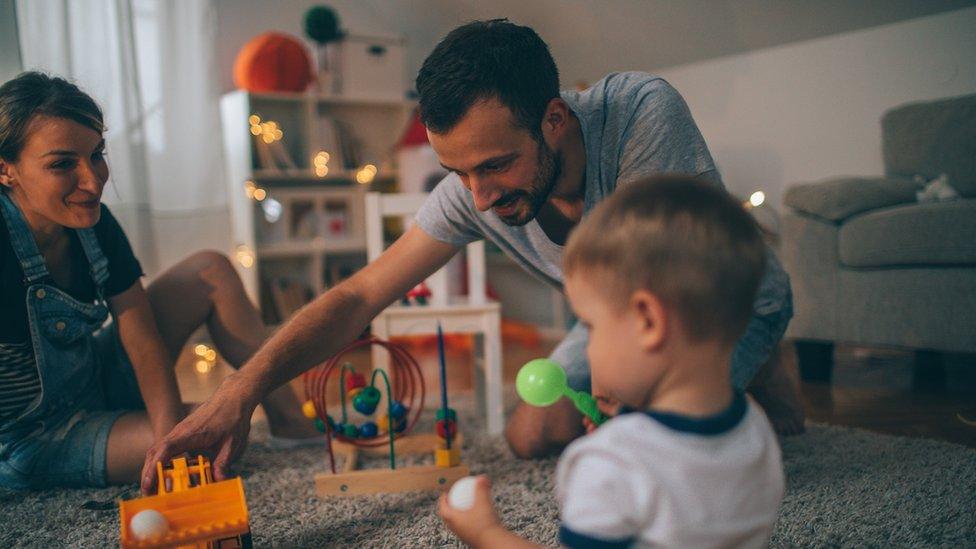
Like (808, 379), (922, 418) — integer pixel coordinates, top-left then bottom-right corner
(1, 397), (974, 547)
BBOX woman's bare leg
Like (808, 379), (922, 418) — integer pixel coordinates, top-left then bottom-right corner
(106, 404), (196, 485)
(144, 250), (316, 438)
(105, 412), (155, 484)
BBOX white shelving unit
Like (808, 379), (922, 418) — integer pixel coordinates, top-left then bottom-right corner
(220, 90), (412, 322)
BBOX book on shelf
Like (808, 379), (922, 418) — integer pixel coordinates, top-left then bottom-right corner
(254, 139), (277, 171)
(270, 141), (297, 169)
(253, 136), (298, 171)
(318, 116), (364, 170)
(318, 116), (344, 169)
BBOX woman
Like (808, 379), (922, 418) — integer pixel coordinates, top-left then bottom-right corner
(0, 72), (314, 490)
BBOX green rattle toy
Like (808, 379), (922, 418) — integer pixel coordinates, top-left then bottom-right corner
(516, 358), (607, 426)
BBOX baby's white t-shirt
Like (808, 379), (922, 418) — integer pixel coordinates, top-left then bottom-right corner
(556, 392), (784, 548)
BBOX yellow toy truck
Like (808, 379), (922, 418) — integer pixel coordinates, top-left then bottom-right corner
(118, 455), (252, 549)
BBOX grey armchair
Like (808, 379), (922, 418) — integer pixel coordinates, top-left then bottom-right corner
(780, 93), (976, 382)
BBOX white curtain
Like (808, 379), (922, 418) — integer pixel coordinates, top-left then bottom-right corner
(16, 0), (231, 276)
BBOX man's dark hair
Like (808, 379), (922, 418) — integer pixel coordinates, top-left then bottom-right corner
(416, 19), (559, 137)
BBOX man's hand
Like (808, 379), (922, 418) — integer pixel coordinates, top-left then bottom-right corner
(583, 395), (621, 434)
(140, 373), (258, 494)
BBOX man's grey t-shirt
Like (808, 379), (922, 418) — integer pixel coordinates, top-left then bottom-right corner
(415, 72), (791, 388)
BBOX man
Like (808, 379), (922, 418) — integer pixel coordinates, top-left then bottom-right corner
(142, 19), (801, 492)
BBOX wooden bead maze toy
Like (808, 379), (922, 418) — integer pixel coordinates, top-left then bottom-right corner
(302, 326), (468, 496)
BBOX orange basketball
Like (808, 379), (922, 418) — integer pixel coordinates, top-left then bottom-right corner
(233, 32), (313, 92)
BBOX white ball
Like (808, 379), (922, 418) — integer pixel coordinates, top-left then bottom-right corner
(448, 476), (479, 510)
(130, 509), (169, 540)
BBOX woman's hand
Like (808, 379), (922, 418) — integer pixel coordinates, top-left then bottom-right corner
(140, 372), (258, 494)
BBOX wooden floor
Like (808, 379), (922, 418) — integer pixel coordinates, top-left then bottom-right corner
(802, 345), (976, 448)
(175, 335), (976, 448)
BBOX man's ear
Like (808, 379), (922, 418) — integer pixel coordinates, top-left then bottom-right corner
(630, 289), (667, 352)
(540, 98), (570, 141)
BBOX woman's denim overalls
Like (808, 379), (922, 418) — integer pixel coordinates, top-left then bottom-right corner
(0, 191), (140, 489)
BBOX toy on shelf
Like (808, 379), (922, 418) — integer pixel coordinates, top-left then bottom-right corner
(302, 325), (468, 496)
(118, 456), (252, 549)
(303, 5), (344, 94)
(401, 281), (432, 306)
(233, 32), (312, 93)
(516, 358), (608, 426)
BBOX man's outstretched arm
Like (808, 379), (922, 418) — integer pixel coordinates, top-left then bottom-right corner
(141, 225), (460, 492)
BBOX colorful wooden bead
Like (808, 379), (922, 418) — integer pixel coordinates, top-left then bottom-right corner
(436, 407), (457, 421)
(389, 401), (408, 420)
(345, 372), (366, 391)
(376, 414), (390, 433)
(347, 387), (362, 401)
(359, 421), (378, 438)
(435, 447), (461, 468)
(333, 422), (345, 435)
(436, 419), (457, 439)
(301, 400), (318, 419)
(353, 386), (381, 415)
(313, 417), (326, 433)
(377, 413), (407, 433)
(342, 424), (359, 438)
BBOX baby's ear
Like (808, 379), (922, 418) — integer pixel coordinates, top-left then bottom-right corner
(630, 289), (667, 351)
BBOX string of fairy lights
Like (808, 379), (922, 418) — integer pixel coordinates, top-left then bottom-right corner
(193, 343), (218, 374)
(248, 113), (379, 184)
(232, 113), (383, 271)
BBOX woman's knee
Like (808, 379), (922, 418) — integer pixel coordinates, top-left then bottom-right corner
(173, 250), (244, 294)
(188, 250), (236, 278)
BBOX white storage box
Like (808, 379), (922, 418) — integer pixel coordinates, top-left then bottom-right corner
(337, 34), (406, 102)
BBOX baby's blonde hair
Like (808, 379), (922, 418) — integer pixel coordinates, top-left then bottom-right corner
(564, 176), (766, 344)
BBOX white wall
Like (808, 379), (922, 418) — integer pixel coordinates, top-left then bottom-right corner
(213, 2), (976, 210)
(213, 1), (975, 98)
(657, 7), (976, 209)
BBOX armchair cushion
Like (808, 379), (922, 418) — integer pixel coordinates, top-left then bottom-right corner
(882, 93), (976, 197)
(783, 177), (920, 223)
(838, 199), (976, 268)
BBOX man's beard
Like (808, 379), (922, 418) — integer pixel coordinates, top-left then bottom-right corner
(494, 141), (562, 226)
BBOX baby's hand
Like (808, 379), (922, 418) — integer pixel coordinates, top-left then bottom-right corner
(438, 475), (502, 547)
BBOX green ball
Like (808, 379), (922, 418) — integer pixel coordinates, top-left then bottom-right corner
(515, 358), (567, 407)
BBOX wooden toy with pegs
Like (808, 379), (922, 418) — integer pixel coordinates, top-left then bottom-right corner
(118, 455), (252, 548)
(302, 325), (469, 496)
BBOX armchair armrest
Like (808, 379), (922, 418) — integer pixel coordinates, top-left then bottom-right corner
(783, 176), (920, 223)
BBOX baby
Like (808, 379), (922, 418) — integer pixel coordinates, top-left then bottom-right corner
(439, 176), (784, 548)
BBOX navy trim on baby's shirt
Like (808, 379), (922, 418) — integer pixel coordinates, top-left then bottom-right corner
(559, 525), (636, 549)
(622, 390), (747, 435)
